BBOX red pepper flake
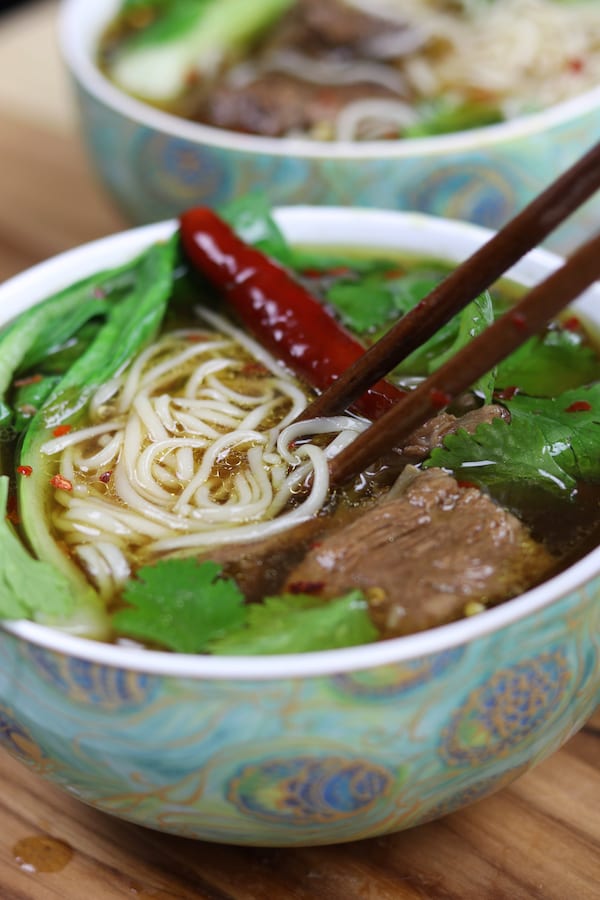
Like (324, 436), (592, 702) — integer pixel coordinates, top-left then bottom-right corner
(186, 333), (204, 343)
(6, 493), (19, 525)
(240, 362), (269, 377)
(13, 373), (43, 387)
(49, 474), (73, 491)
(383, 268), (406, 280)
(16, 465), (33, 477)
(565, 400), (592, 413)
(510, 311), (528, 330)
(457, 480), (478, 490)
(494, 385), (519, 401)
(568, 58), (584, 74)
(287, 580), (325, 595)
(52, 424), (72, 438)
(562, 316), (581, 332)
(99, 471), (112, 484)
(430, 388), (451, 409)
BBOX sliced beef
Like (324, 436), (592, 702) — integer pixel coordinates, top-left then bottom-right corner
(200, 73), (402, 138)
(283, 468), (555, 636)
(400, 404), (510, 462)
(298, 0), (406, 51)
(199, 503), (366, 604)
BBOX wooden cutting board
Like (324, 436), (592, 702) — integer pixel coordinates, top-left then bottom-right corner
(0, 3), (598, 898)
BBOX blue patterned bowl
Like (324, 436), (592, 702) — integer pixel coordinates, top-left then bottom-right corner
(1, 209), (599, 846)
(59, 0), (600, 254)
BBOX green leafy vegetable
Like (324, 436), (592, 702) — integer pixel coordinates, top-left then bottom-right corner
(110, 0), (294, 102)
(0, 477), (74, 623)
(221, 193), (293, 267)
(425, 384), (600, 496)
(207, 590), (378, 655)
(11, 238), (178, 637)
(326, 274), (397, 334)
(405, 98), (504, 138)
(113, 559), (246, 652)
(496, 328), (600, 396)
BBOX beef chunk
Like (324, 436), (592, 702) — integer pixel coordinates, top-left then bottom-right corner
(199, 503), (365, 604)
(201, 73), (401, 138)
(283, 468), (555, 636)
(298, 0), (403, 50)
(400, 404), (510, 462)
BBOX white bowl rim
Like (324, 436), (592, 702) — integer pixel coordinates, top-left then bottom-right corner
(1, 207), (599, 680)
(59, 0), (600, 162)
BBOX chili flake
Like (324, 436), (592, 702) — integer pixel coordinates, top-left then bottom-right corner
(510, 311), (528, 330)
(49, 474), (73, 491)
(565, 400), (592, 413)
(562, 316), (581, 332)
(494, 385), (519, 401)
(52, 424), (72, 438)
(99, 471), (112, 484)
(13, 374), (43, 387)
(16, 465), (33, 477)
(287, 580), (325, 595)
(430, 388), (451, 409)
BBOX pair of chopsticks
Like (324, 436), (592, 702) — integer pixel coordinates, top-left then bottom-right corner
(303, 140), (600, 488)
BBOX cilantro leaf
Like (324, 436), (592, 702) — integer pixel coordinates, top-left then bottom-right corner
(425, 415), (575, 495)
(207, 590), (378, 655)
(112, 559), (246, 653)
(504, 384), (600, 482)
(425, 384), (600, 496)
(432, 290), (495, 403)
(221, 192), (294, 267)
(326, 276), (397, 334)
(0, 477), (74, 622)
(496, 329), (600, 396)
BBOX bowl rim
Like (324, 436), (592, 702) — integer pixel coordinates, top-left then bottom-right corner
(2, 206), (599, 679)
(59, 0), (600, 162)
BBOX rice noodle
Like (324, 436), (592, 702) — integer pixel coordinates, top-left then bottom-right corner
(264, 0), (600, 141)
(343, 0), (600, 120)
(43, 314), (368, 594)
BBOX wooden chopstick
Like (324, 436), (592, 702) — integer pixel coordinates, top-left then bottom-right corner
(298, 139), (600, 423)
(328, 229), (600, 487)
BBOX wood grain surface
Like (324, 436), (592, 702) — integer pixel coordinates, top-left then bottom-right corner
(0, 3), (598, 898)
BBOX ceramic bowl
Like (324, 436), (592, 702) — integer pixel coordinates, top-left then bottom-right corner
(0, 208), (599, 846)
(59, 0), (600, 253)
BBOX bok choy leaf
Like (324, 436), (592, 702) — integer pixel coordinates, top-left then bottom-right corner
(109, 0), (293, 102)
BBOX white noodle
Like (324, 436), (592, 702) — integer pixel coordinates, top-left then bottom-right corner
(273, 0), (600, 139)
(44, 326), (369, 592)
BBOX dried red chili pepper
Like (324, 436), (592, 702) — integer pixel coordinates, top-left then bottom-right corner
(179, 208), (405, 420)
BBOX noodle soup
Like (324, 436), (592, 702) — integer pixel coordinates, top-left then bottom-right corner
(1, 203), (599, 654)
(98, 0), (600, 141)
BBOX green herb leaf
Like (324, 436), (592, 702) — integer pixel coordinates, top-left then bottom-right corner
(221, 192), (293, 267)
(405, 98), (504, 138)
(425, 414), (575, 494)
(326, 276), (396, 334)
(0, 477), (74, 622)
(496, 329), (600, 396)
(208, 590), (378, 655)
(113, 559), (246, 653)
(425, 384), (600, 495)
(505, 384), (600, 482)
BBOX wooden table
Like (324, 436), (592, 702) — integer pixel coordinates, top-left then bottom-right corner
(0, 3), (599, 897)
